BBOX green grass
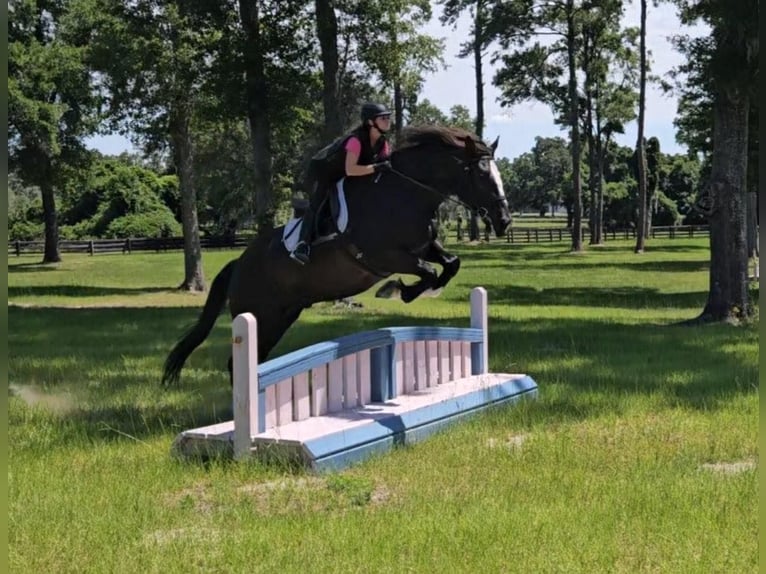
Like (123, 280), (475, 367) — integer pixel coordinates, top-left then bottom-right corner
(8, 238), (758, 573)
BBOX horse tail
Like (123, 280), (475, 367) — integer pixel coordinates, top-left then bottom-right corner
(161, 259), (237, 386)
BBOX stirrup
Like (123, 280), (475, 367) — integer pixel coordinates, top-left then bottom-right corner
(290, 242), (310, 265)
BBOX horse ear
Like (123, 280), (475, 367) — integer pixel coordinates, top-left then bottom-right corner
(491, 136), (499, 154)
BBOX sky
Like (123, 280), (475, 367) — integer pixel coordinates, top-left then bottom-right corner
(86, 1), (709, 161)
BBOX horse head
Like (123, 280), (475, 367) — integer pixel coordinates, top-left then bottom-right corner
(458, 134), (512, 237)
(394, 126), (511, 237)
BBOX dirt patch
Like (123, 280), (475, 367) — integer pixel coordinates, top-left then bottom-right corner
(145, 527), (220, 546)
(486, 433), (530, 451)
(699, 459), (757, 475)
(238, 475), (393, 515)
(9, 384), (78, 415)
(163, 484), (215, 515)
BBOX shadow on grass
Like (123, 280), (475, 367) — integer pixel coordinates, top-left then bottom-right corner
(8, 300), (758, 452)
(485, 284), (708, 309)
(9, 285), (175, 298)
(7, 262), (60, 273)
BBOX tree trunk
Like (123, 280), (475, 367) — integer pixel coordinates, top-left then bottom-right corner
(634, 0), (648, 253)
(469, 212), (480, 241)
(40, 176), (61, 264)
(240, 0), (274, 237)
(746, 192), (758, 257)
(170, 105), (205, 292)
(595, 136), (606, 244)
(473, 0), (485, 139)
(566, 0), (583, 252)
(699, 88), (751, 321)
(315, 0), (342, 140)
(393, 81), (404, 142)
(586, 101), (597, 245)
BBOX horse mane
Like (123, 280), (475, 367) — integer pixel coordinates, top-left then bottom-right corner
(395, 125), (491, 155)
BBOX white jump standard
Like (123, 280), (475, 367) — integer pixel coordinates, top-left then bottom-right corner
(173, 287), (538, 471)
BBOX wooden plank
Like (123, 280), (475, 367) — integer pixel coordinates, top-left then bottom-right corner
(438, 341), (450, 384)
(403, 341), (415, 394)
(275, 378), (293, 426)
(357, 349), (371, 406)
(461, 341), (472, 378)
(293, 372), (310, 421)
(395, 343), (404, 396)
(264, 385), (277, 430)
(343, 354), (357, 408)
(449, 341), (462, 383)
(414, 340), (427, 390)
(327, 359), (344, 413)
(311, 366), (327, 416)
(426, 341), (439, 387)
(470, 287), (488, 375)
(232, 313), (258, 460)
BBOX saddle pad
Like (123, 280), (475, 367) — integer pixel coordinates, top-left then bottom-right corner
(282, 180), (348, 252)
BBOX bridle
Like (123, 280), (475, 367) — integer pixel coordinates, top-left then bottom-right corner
(384, 155), (503, 220)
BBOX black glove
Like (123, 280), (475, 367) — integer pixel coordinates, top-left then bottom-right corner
(373, 160), (392, 173)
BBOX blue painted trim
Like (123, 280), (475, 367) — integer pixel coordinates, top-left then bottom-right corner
(470, 342), (484, 375)
(380, 326), (484, 344)
(301, 376), (538, 462)
(304, 376), (539, 472)
(369, 345), (390, 402)
(257, 326), (484, 389)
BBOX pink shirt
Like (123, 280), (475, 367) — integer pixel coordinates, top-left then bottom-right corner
(344, 136), (391, 159)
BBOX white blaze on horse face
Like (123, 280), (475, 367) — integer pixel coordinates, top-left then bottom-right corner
(489, 160), (507, 205)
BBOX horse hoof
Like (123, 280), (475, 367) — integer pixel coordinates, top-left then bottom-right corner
(422, 288), (443, 298)
(375, 280), (402, 300)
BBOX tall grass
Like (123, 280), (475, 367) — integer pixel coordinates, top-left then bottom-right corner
(8, 238), (758, 573)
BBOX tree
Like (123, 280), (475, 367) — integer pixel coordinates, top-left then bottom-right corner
(674, 0), (757, 322)
(668, 24), (759, 259)
(440, 0), (494, 138)
(579, 0), (638, 244)
(491, 0), (586, 251)
(634, 0), (649, 253)
(8, 0), (99, 263)
(239, 0), (319, 233)
(645, 136), (661, 232)
(355, 0), (444, 141)
(84, 0), (231, 290)
(315, 0), (342, 140)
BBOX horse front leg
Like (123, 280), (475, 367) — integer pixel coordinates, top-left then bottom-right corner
(422, 239), (461, 294)
(372, 251), (439, 303)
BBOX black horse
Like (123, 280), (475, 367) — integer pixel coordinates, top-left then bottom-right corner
(162, 125), (511, 386)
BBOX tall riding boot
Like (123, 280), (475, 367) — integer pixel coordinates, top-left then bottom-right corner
(290, 206), (314, 265)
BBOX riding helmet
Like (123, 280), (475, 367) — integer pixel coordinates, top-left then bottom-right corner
(361, 102), (392, 123)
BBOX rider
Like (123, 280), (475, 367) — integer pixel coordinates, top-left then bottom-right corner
(290, 102), (394, 265)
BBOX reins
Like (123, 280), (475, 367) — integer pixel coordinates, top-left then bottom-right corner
(384, 163), (487, 217)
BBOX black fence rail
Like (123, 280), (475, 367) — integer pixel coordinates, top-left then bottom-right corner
(8, 235), (253, 256)
(7, 225), (712, 256)
(503, 225), (711, 244)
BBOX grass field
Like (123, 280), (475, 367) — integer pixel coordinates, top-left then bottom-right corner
(8, 238), (758, 573)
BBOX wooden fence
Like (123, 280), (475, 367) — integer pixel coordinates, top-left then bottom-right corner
(8, 235), (253, 256)
(502, 225), (710, 244)
(7, 225), (712, 256)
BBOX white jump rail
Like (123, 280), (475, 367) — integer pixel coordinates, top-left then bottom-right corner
(173, 287), (538, 471)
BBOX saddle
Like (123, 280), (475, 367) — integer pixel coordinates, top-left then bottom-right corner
(281, 180), (349, 253)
